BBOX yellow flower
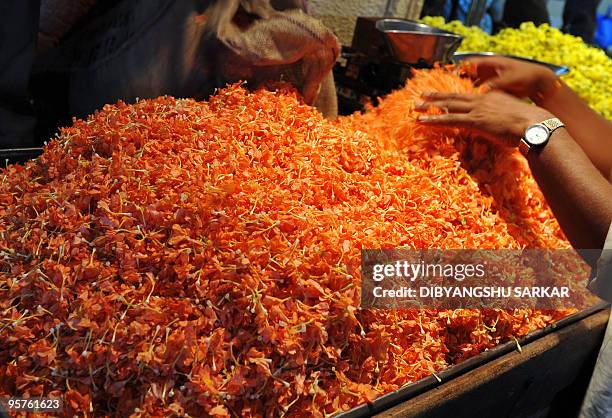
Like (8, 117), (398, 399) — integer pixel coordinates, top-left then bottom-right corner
(421, 17), (612, 119)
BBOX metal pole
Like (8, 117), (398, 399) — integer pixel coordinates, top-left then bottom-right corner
(465, 0), (488, 26)
(405, 0), (425, 20)
(384, 0), (394, 17)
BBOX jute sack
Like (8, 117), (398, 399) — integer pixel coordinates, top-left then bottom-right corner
(32, 0), (338, 140)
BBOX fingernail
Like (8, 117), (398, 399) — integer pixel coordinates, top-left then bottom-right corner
(417, 115), (429, 122)
(414, 101), (426, 109)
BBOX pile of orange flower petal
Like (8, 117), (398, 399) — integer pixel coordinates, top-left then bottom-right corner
(1, 68), (574, 417)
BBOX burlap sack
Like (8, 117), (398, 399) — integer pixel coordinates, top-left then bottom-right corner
(31, 0), (338, 141)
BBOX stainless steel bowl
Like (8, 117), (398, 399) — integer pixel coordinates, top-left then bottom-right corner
(452, 52), (571, 76)
(375, 19), (464, 65)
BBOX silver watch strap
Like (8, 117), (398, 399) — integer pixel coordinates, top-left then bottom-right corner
(541, 118), (565, 132)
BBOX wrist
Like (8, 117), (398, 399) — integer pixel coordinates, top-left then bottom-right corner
(532, 72), (563, 106)
(519, 114), (565, 157)
(525, 110), (556, 128)
(511, 110), (555, 144)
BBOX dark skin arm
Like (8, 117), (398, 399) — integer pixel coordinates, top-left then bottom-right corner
(526, 128), (612, 253)
(537, 79), (612, 181)
(416, 91), (612, 253)
(465, 56), (612, 180)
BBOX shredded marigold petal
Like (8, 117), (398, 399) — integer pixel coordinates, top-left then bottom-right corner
(0, 69), (576, 417)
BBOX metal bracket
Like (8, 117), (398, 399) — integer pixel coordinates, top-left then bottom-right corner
(465, 0), (488, 26)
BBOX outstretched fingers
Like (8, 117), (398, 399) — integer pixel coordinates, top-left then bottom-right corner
(416, 113), (474, 127)
(421, 92), (478, 101)
(415, 99), (474, 114)
(416, 92), (478, 114)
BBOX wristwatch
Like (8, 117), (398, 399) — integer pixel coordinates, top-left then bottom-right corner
(519, 118), (565, 156)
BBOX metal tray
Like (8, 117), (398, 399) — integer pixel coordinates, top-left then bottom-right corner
(0, 148), (44, 166)
(375, 19), (463, 66)
(339, 302), (609, 417)
(452, 52), (571, 76)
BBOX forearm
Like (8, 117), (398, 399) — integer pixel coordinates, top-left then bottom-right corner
(537, 78), (612, 180)
(527, 129), (612, 252)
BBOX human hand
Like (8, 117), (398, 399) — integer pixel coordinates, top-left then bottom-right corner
(415, 91), (554, 148)
(462, 56), (560, 102)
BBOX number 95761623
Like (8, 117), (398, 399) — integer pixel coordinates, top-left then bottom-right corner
(1, 397), (63, 412)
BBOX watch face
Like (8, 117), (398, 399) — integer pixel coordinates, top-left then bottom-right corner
(525, 124), (549, 145)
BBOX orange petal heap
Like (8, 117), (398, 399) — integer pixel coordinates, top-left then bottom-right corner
(0, 69), (573, 417)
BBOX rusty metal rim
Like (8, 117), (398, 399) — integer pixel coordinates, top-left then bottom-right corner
(339, 302), (610, 418)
